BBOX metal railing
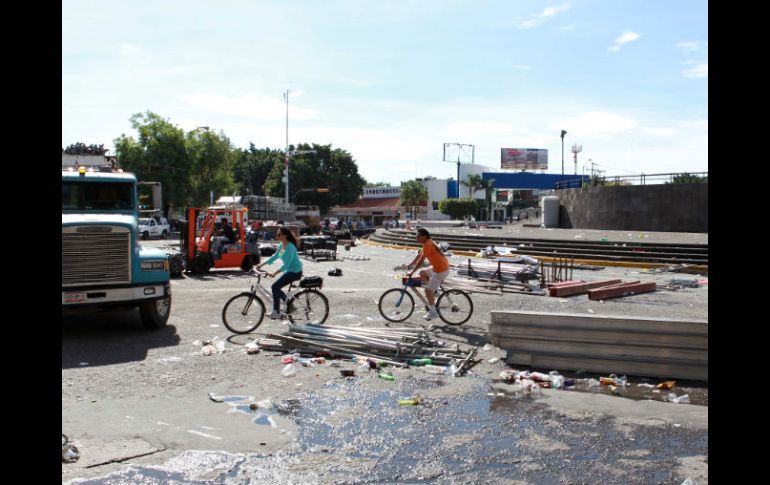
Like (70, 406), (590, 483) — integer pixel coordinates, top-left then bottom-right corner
(554, 172), (708, 190)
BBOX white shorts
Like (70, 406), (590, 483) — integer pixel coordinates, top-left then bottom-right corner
(423, 268), (449, 291)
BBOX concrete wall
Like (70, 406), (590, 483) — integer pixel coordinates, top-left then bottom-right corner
(557, 184), (708, 232)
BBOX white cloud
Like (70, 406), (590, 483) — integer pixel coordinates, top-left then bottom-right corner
(683, 63), (708, 78)
(179, 93), (319, 121)
(676, 41), (701, 53)
(609, 31), (640, 52)
(563, 111), (638, 136)
(119, 43), (142, 57)
(517, 4), (571, 29)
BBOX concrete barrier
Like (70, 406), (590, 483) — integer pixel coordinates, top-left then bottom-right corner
(489, 310), (707, 380)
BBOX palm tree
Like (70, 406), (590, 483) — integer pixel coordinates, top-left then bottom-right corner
(460, 174), (483, 198)
(479, 178), (495, 220)
(399, 180), (428, 221)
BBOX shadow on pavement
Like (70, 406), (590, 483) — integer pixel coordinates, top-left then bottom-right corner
(183, 270), (252, 281)
(62, 309), (181, 369)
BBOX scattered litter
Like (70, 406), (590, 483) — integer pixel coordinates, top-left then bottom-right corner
(483, 344), (493, 351)
(668, 393), (691, 404)
(62, 434), (80, 463)
(637, 383), (655, 388)
(340, 369), (355, 377)
(244, 342), (260, 354)
(587, 309), (595, 314)
(398, 396), (423, 405)
(79, 362), (89, 367)
(656, 380), (676, 390)
(488, 357), (500, 364)
(281, 364), (297, 377)
(192, 340), (202, 346)
(378, 371), (395, 381)
(209, 324), (220, 328)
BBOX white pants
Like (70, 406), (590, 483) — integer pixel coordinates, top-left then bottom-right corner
(422, 268), (449, 292)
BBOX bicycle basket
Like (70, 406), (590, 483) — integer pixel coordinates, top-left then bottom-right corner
(402, 276), (423, 287)
(300, 276), (323, 288)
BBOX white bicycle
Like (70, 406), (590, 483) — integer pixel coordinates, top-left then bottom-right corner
(222, 270), (329, 334)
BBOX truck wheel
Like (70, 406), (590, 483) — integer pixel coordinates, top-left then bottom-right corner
(142, 231), (149, 240)
(140, 295), (171, 329)
(161, 230), (168, 239)
(191, 254), (212, 274)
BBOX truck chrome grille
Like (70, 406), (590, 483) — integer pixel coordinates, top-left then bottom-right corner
(62, 226), (131, 287)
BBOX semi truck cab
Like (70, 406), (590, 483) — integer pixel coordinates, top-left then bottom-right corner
(61, 165), (172, 328)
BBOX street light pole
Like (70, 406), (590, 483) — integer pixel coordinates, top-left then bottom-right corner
(560, 130), (567, 185)
(284, 90), (290, 204)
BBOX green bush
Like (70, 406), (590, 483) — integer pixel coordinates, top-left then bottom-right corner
(438, 198), (479, 219)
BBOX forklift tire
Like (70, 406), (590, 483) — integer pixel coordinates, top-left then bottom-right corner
(241, 256), (254, 272)
(142, 231), (149, 240)
(191, 254), (212, 274)
(140, 294), (171, 329)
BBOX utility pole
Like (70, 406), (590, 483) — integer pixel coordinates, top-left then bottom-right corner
(571, 144), (582, 176)
(560, 130), (567, 184)
(284, 89), (290, 204)
(443, 143), (475, 198)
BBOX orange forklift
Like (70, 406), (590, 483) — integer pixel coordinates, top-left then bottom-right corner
(181, 207), (260, 274)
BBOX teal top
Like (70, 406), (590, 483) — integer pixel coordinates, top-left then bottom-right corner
(264, 242), (302, 273)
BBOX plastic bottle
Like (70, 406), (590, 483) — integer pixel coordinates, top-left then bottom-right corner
(398, 397), (422, 405)
(422, 365), (447, 375)
(281, 364), (297, 377)
(551, 375), (564, 389)
(357, 363), (370, 373)
(378, 372), (395, 381)
(615, 375), (628, 387)
(408, 358), (432, 366)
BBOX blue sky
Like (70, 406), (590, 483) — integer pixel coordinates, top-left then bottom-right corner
(62, 0), (708, 186)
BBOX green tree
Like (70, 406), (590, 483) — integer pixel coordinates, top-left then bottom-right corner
(438, 198), (479, 219)
(263, 143), (365, 213)
(400, 180), (428, 220)
(186, 128), (236, 206)
(114, 111), (190, 216)
(232, 143), (282, 196)
(667, 172), (708, 184)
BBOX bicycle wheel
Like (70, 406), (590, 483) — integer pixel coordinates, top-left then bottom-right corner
(436, 289), (473, 325)
(287, 289), (329, 325)
(378, 288), (415, 323)
(222, 293), (266, 334)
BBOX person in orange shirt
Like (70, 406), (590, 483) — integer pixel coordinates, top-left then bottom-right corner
(407, 228), (450, 320)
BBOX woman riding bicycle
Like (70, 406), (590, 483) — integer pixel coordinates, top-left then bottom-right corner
(406, 228), (449, 321)
(257, 226), (303, 319)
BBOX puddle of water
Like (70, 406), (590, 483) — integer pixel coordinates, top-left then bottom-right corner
(68, 378), (707, 484)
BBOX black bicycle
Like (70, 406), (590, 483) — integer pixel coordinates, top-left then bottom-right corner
(222, 270), (329, 334)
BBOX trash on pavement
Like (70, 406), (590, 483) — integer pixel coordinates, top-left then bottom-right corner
(281, 364), (297, 377)
(62, 434), (80, 463)
(657, 380), (676, 390)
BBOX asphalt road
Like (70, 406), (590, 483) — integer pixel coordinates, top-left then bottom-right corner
(62, 237), (708, 484)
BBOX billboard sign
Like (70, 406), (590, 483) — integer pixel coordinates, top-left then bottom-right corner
(501, 148), (548, 170)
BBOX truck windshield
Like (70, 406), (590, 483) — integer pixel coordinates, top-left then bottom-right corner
(62, 181), (135, 211)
